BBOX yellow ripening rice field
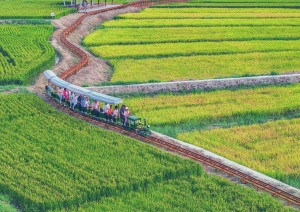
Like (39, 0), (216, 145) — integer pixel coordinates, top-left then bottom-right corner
(125, 84), (300, 126)
(177, 118), (300, 188)
(84, 6), (300, 83)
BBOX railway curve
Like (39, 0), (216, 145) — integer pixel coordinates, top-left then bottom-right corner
(50, 0), (300, 209)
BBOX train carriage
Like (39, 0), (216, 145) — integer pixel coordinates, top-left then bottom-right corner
(44, 70), (151, 136)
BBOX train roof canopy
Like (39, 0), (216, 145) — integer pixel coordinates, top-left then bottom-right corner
(67, 84), (92, 96)
(43, 70), (123, 104)
(89, 92), (123, 104)
(50, 76), (71, 89)
(44, 70), (56, 80)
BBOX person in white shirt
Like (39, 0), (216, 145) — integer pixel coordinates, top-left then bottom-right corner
(91, 100), (99, 116)
(85, 97), (90, 115)
(112, 106), (119, 122)
(69, 92), (74, 108)
(123, 107), (130, 125)
(70, 94), (78, 110)
(102, 103), (110, 113)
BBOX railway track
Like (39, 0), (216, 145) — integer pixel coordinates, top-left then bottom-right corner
(45, 94), (300, 208)
(53, 0), (300, 208)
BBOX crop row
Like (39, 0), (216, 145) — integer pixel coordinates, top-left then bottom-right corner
(190, 0), (300, 2)
(101, 18), (300, 28)
(131, 7), (300, 13)
(152, 3), (300, 8)
(115, 8), (300, 19)
(0, 94), (202, 211)
(53, 176), (293, 212)
(0, 0), (75, 19)
(0, 25), (55, 85)
(109, 51), (300, 82)
(91, 40), (300, 59)
(177, 118), (300, 189)
(83, 26), (300, 46)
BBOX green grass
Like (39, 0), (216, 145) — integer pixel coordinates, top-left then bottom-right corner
(0, 85), (28, 94)
(0, 194), (19, 212)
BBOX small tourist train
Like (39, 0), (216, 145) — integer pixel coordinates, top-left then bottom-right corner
(44, 70), (151, 137)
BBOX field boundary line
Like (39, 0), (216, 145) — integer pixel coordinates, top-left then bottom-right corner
(87, 74), (300, 94)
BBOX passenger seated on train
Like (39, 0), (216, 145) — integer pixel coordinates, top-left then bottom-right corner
(120, 104), (125, 125)
(58, 87), (64, 104)
(81, 96), (87, 114)
(103, 103), (110, 120)
(123, 107), (130, 126)
(86, 97), (90, 109)
(107, 105), (113, 121)
(91, 100), (99, 116)
(62, 88), (69, 107)
(77, 95), (82, 111)
(112, 106), (119, 122)
(70, 93), (78, 110)
(69, 92), (74, 104)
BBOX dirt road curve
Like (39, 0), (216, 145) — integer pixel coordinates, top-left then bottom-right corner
(28, 6), (141, 95)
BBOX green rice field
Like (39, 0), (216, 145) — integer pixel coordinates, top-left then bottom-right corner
(0, 25), (55, 85)
(84, 6), (300, 83)
(0, 94), (294, 211)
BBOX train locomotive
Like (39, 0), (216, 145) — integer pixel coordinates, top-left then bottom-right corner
(44, 70), (151, 137)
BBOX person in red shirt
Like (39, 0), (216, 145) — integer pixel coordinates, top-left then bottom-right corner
(106, 105), (113, 122)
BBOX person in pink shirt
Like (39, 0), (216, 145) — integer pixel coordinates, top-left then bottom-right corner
(91, 100), (99, 116)
(62, 88), (69, 107)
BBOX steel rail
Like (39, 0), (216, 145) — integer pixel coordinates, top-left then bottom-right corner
(45, 94), (300, 207)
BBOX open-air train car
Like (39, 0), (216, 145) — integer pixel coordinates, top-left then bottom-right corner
(44, 70), (151, 136)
